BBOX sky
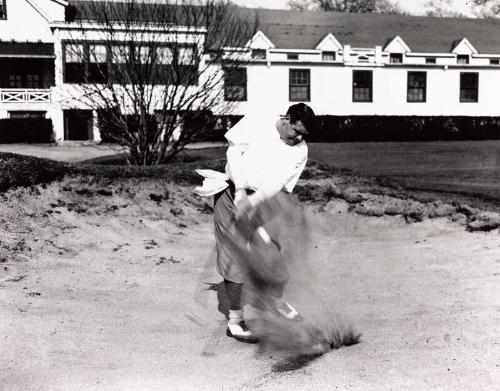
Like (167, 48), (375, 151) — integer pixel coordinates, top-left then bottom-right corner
(230, 0), (476, 16)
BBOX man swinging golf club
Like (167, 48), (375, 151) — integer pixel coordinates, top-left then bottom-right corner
(195, 103), (316, 343)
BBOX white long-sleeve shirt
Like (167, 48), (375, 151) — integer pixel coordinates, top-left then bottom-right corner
(224, 111), (308, 206)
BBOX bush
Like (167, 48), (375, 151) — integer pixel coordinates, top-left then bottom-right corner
(0, 153), (67, 192)
(188, 114), (243, 142)
(97, 108), (243, 143)
(308, 116), (500, 142)
(0, 118), (53, 143)
(75, 159), (226, 186)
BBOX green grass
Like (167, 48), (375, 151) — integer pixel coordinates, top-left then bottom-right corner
(82, 147), (226, 165)
(308, 140), (500, 205)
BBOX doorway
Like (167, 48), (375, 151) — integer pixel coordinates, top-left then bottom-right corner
(64, 109), (93, 141)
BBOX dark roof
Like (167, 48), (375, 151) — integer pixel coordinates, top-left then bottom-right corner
(67, 2), (500, 54)
(67, 1), (195, 24)
(252, 9), (500, 53)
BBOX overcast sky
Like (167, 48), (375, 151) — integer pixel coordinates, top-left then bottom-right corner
(230, 0), (475, 16)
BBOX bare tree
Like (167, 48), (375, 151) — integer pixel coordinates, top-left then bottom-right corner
(287, 0), (405, 14)
(424, 0), (467, 17)
(61, 0), (255, 165)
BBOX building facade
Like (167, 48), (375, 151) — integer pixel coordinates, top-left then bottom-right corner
(2, 0), (500, 142)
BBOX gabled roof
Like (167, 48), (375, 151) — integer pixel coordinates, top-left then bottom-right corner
(250, 9), (500, 53)
(246, 31), (275, 50)
(451, 37), (478, 54)
(383, 35), (411, 53)
(315, 33), (342, 51)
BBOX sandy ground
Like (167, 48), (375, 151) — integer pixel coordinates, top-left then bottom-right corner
(1, 179), (499, 391)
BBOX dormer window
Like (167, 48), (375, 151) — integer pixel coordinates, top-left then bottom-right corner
(457, 54), (469, 64)
(251, 49), (266, 60)
(0, 0), (6, 19)
(322, 51), (336, 61)
(390, 53), (403, 63)
(287, 53), (299, 61)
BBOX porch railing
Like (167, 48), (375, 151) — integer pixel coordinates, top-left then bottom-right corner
(0, 89), (51, 103)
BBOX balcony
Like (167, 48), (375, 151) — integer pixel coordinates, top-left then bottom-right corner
(0, 89), (51, 103)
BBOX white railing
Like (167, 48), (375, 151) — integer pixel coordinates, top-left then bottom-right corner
(0, 89), (51, 103)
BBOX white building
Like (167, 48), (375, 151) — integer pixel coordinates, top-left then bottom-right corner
(2, 0), (500, 141)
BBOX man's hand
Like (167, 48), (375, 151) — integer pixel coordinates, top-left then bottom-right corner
(233, 188), (246, 206)
(234, 189), (253, 221)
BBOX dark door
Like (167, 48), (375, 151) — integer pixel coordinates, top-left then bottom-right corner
(64, 109), (93, 141)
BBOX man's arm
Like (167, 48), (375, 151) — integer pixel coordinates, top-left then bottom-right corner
(246, 146), (308, 209)
(225, 143), (248, 204)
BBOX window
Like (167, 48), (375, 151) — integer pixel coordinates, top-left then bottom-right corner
(64, 43), (109, 84)
(407, 72), (426, 102)
(224, 67), (247, 101)
(251, 49), (266, 60)
(287, 53), (299, 61)
(178, 47), (195, 65)
(88, 44), (108, 83)
(9, 75), (22, 88)
(0, 0), (6, 19)
(8, 74), (40, 89)
(111, 45), (130, 64)
(390, 53), (403, 63)
(460, 72), (478, 102)
(26, 74), (40, 89)
(322, 51), (336, 61)
(426, 57), (436, 64)
(176, 46), (199, 86)
(63, 43), (86, 83)
(89, 44), (107, 63)
(352, 70), (372, 102)
(490, 58), (500, 65)
(157, 47), (173, 65)
(457, 55), (469, 64)
(289, 69), (310, 102)
(137, 46), (150, 64)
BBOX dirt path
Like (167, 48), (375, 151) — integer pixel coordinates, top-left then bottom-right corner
(1, 183), (499, 391)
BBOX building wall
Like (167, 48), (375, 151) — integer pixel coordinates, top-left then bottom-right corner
(0, 0), (54, 42)
(30, 0), (66, 22)
(227, 63), (500, 117)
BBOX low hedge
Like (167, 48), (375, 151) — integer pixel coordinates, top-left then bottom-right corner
(0, 152), (67, 192)
(185, 115), (500, 142)
(0, 118), (53, 143)
(309, 116), (500, 142)
(96, 113), (500, 143)
(97, 109), (243, 143)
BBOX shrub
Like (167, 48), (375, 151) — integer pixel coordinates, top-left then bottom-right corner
(0, 118), (53, 143)
(98, 109), (243, 143)
(309, 116), (500, 142)
(190, 114), (243, 142)
(0, 153), (67, 192)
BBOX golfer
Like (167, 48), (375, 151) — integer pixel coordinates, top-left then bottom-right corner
(195, 103), (316, 343)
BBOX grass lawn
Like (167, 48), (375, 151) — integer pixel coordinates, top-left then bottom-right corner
(308, 140), (500, 205)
